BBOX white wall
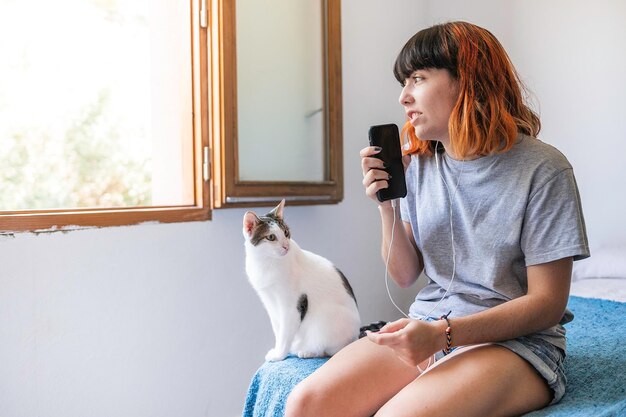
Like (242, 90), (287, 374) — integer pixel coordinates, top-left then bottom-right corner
(2, 1), (625, 416)
(0, 2), (426, 417)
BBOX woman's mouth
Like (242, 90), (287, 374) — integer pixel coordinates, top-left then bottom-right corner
(407, 111), (422, 122)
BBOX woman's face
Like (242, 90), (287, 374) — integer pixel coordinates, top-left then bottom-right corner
(398, 68), (459, 143)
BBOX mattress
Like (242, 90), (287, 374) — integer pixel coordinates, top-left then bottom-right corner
(570, 244), (626, 302)
(570, 277), (626, 302)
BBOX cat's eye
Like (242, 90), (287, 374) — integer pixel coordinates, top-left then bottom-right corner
(284, 230), (290, 238)
(266, 234), (276, 241)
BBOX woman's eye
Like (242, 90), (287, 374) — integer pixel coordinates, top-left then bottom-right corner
(401, 75), (423, 87)
(266, 234), (276, 241)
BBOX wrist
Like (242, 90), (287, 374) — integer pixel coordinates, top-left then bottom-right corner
(430, 318), (450, 352)
(378, 202), (399, 217)
(439, 312), (453, 354)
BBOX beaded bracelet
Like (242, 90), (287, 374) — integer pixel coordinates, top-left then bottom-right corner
(440, 311), (452, 355)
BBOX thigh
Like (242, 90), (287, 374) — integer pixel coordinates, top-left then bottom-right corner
(285, 337), (424, 417)
(376, 344), (552, 417)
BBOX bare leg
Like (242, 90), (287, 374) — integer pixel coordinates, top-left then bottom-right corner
(375, 344), (552, 417)
(285, 337), (427, 417)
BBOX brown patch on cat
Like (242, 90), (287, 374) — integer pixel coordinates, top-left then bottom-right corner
(247, 204), (291, 246)
(250, 222), (271, 246)
(260, 215), (291, 239)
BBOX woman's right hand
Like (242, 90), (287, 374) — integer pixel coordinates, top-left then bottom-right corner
(360, 146), (411, 207)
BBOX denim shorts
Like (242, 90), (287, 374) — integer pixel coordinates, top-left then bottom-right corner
(418, 317), (567, 404)
(494, 336), (566, 404)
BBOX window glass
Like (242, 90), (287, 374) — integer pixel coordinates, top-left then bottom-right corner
(0, 0), (194, 211)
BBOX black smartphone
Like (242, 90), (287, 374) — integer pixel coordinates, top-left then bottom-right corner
(368, 124), (407, 202)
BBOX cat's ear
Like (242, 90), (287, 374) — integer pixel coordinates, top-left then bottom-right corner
(269, 199), (286, 219)
(243, 211), (261, 237)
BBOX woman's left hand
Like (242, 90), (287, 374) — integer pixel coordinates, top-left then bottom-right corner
(366, 318), (445, 367)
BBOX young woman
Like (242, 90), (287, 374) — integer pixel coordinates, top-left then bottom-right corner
(285, 21), (589, 417)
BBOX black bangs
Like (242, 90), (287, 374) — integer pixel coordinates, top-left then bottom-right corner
(393, 24), (458, 84)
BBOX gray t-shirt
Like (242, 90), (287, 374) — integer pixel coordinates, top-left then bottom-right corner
(400, 134), (590, 350)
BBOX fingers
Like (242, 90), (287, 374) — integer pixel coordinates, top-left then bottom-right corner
(360, 146), (390, 202)
(362, 168), (390, 189)
(363, 177), (388, 202)
(366, 318), (410, 346)
(378, 318), (411, 334)
(360, 146), (385, 176)
(359, 145), (382, 158)
(366, 319), (433, 368)
(366, 329), (400, 346)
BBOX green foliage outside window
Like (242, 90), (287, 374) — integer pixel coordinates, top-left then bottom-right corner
(0, 0), (153, 212)
(0, 90), (151, 211)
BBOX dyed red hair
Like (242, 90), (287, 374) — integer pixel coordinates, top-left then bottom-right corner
(394, 21), (540, 157)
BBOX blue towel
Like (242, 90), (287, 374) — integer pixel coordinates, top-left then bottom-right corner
(243, 296), (626, 417)
(243, 355), (328, 417)
(525, 296), (626, 416)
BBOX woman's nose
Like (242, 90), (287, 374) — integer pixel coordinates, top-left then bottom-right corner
(399, 88), (413, 106)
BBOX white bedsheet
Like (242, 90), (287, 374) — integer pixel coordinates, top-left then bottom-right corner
(570, 278), (626, 302)
(569, 245), (626, 302)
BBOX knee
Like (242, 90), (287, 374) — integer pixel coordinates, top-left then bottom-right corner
(284, 382), (323, 417)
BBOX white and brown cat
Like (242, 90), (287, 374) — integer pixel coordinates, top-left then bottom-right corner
(243, 199), (360, 362)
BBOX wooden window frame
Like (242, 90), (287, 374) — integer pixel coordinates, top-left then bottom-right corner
(0, 0), (344, 233)
(0, 0), (211, 233)
(210, 0), (343, 208)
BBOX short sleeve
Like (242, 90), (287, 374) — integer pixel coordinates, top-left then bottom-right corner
(521, 169), (590, 266)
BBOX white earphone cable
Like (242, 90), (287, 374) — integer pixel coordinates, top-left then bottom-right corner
(422, 142), (463, 318)
(384, 198), (434, 373)
(381, 142), (464, 373)
(384, 198), (409, 319)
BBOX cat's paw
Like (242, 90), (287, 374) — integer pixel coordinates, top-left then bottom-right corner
(265, 348), (288, 362)
(296, 350), (323, 359)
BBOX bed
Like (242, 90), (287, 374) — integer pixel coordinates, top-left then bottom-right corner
(243, 248), (626, 417)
